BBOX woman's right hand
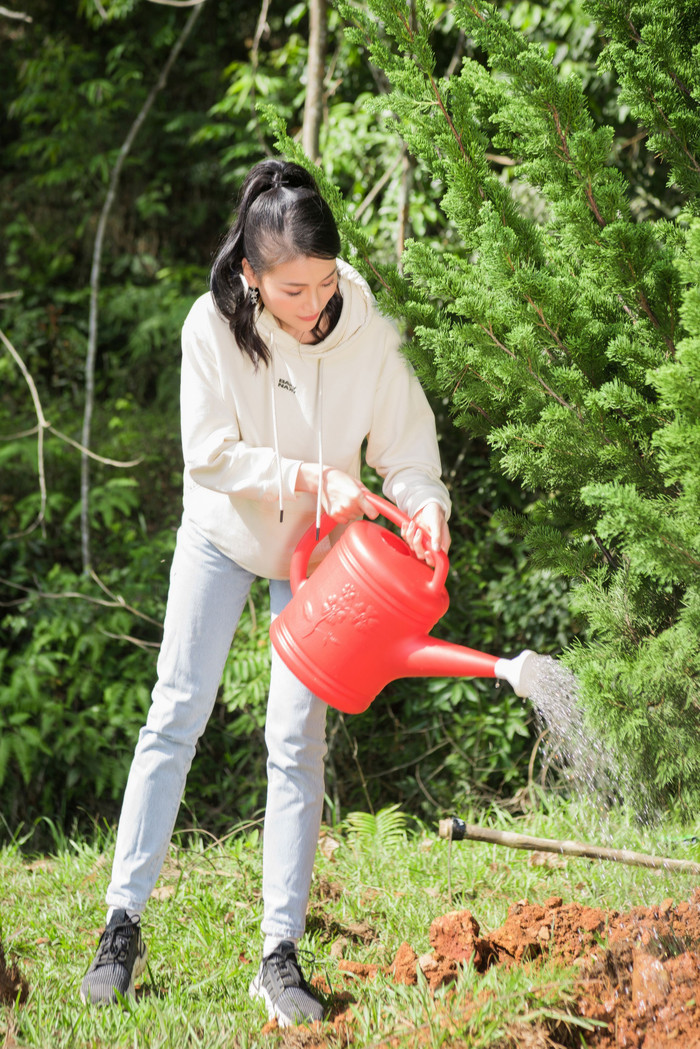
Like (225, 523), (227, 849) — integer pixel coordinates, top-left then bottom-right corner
(296, 464), (378, 523)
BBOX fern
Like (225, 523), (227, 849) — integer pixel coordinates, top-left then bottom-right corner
(344, 804), (410, 852)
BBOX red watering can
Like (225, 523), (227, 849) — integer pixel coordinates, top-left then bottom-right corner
(270, 493), (537, 714)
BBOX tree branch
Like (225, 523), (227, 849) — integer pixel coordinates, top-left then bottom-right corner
(0, 574), (163, 630)
(81, 0), (207, 574)
(352, 155), (402, 220)
(1, 327), (143, 540)
(245, 0), (273, 157)
(0, 5), (32, 20)
(0, 326), (48, 538)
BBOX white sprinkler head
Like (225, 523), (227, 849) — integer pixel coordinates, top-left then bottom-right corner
(493, 649), (539, 698)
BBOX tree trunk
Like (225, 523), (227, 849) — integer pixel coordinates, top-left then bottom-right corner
(302, 0), (327, 162)
(80, 1), (206, 574)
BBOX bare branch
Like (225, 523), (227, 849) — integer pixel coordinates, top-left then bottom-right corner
(0, 5), (32, 21)
(247, 0), (273, 157)
(145, 0), (207, 5)
(352, 155), (402, 220)
(0, 422), (142, 469)
(81, 0), (207, 574)
(0, 327), (144, 539)
(0, 424), (40, 441)
(445, 27), (466, 79)
(90, 568), (162, 626)
(396, 148), (415, 267)
(0, 574), (163, 630)
(49, 424), (142, 467)
(0, 325), (48, 538)
(0, 577), (116, 608)
(100, 631), (161, 650)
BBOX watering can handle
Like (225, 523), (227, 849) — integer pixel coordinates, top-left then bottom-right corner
(289, 492), (449, 595)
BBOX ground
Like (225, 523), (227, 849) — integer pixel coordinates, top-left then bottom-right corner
(3, 887), (700, 1046)
(290, 887), (700, 1047)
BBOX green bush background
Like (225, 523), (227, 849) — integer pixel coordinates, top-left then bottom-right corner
(2, 0), (696, 842)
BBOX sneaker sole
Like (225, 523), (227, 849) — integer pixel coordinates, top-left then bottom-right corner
(249, 973), (299, 1028)
(80, 942), (148, 1006)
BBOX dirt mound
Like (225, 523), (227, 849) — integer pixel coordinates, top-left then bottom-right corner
(305, 891), (700, 1047)
(0, 935), (29, 1007)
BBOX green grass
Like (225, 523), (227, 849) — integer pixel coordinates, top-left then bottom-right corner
(1, 799), (699, 1048)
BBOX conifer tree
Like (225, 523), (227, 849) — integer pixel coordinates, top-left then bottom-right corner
(269, 0), (700, 809)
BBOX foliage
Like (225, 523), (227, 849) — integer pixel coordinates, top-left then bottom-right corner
(0, 0), (587, 835)
(0, 561), (165, 831)
(271, 0), (700, 811)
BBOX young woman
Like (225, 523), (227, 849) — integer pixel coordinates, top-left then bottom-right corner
(80, 159), (451, 1025)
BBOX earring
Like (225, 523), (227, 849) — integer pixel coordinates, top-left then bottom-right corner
(249, 287), (259, 306)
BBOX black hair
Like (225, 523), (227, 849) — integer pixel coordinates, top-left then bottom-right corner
(210, 159), (343, 367)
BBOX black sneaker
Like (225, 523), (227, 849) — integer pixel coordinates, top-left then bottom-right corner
(80, 910), (148, 1005)
(249, 941), (324, 1026)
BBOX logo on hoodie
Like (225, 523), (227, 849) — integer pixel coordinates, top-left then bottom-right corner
(277, 378), (297, 394)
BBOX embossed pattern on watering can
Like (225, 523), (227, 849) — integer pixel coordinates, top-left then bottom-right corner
(300, 582), (379, 645)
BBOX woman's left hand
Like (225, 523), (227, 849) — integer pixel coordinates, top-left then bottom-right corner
(401, 502), (451, 566)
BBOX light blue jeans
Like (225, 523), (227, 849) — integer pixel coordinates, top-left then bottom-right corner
(106, 514), (328, 944)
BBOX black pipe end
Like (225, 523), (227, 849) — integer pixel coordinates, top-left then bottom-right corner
(448, 817), (467, 840)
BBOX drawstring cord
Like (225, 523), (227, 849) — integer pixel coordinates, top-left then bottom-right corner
(269, 332), (324, 537)
(269, 332), (285, 524)
(315, 359), (324, 541)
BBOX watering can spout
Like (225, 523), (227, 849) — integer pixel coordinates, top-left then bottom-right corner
(398, 640), (539, 696)
(494, 649), (538, 698)
(404, 641), (537, 697)
(400, 636), (500, 681)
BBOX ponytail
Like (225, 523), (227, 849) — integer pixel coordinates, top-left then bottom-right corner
(210, 160), (342, 367)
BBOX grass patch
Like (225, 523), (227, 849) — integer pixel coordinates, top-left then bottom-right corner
(1, 799), (699, 1047)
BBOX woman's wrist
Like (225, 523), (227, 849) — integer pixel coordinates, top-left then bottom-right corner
(295, 462), (322, 494)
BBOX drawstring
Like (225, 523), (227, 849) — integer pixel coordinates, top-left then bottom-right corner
(268, 332), (324, 536)
(269, 333), (285, 524)
(315, 360), (324, 541)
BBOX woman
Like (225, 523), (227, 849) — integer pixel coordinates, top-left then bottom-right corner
(80, 159), (451, 1025)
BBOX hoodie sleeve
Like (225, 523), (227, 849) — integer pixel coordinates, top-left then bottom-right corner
(180, 312), (301, 503)
(365, 332), (451, 520)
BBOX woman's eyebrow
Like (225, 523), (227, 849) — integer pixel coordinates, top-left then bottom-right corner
(279, 266), (338, 287)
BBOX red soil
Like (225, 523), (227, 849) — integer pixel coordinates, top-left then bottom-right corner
(298, 891), (700, 1047)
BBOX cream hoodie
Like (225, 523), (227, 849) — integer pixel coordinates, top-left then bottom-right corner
(180, 260), (450, 579)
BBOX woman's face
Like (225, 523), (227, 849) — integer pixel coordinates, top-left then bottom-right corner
(242, 255), (339, 343)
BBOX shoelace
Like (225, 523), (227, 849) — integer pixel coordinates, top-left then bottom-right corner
(268, 945), (316, 989)
(96, 922), (136, 965)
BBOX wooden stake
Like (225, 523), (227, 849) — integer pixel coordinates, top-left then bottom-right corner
(438, 818), (700, 875)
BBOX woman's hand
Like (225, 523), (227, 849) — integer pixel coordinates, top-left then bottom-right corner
(296, 464), (378, 523)
(401, 501), (451, 566)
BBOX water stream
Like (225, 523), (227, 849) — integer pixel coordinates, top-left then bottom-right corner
(521, 654), (652, 818)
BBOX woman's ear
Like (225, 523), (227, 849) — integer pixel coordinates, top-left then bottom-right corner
(241, 258), (257, 289)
